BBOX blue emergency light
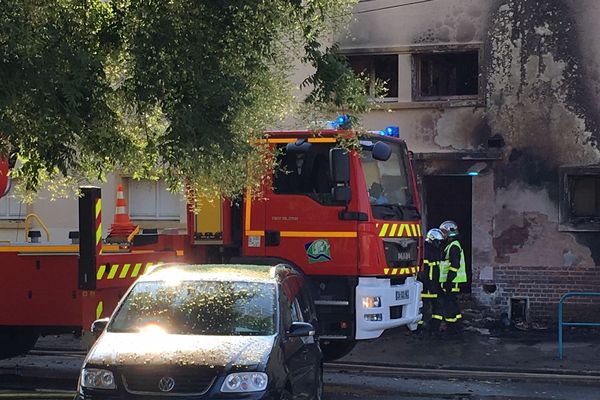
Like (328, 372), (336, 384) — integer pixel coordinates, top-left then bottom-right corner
(381, 126), (400, 138)
(336, 115), (350, 128)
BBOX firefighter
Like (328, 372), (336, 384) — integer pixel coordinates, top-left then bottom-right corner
(418, 228), (444, 333)
(439, 220), (467, 333)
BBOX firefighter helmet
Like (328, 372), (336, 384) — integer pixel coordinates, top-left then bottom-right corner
(425, 228), (444, 244)
(439, 220), (459, 238)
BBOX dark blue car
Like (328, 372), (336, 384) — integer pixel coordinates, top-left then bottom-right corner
(76, 264), (323, 400)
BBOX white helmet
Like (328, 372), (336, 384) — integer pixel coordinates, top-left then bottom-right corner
(425, 228), (444, 244)
(439, 220), (459, 238)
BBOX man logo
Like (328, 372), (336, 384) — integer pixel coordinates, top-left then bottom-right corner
(158, 376), (175, 392)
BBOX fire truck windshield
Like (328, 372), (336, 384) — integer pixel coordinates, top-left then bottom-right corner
(360, 140), (418, 221)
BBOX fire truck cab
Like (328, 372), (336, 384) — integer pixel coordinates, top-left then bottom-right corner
(192, 129), (423, 359)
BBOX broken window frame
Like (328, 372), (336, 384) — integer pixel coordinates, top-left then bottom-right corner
(345, 53), (399, 101)
(412, 46), (483, 103)
(559, 166), (600, 231)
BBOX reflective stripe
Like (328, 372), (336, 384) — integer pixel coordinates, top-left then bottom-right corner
(384, 266), (420, 275)
(119, 263), (131, 278)
(107, 264), (119, 279)
(448, 267), (459, 272)
(281, 231), (357, 238)
(432, 314), (443, 320)
(388, 224), (397, 236)
(378, 223), (423, 238)
(96, 264), (106, 280)
(96, 301), (103, 319)
(115, 206), (127, 214)
(445, 314), (463, 323)
(429, 264), (433, 281)
(421, 293), (438, 299)
(131, 263), (143, 277)
(379, 223), (389, 237)
(266, 138), (337, 144)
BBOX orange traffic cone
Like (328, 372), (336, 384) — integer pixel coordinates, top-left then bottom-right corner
(107, 184), (138, 242)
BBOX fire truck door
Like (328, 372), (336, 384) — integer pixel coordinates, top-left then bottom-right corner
(265, 146), (358, 276)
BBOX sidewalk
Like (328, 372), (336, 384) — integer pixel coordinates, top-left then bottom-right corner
(1, 320), (600, 384)
(341, 322), (600, 377)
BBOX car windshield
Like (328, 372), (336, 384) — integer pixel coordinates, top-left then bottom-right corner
(108, 280), (276, 336)
(360, 139), (418, 220)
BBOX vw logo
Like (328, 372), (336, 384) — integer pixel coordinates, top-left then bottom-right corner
(158, 376), (175, 392)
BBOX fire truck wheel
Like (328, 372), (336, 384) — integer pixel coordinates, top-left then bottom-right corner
(321, 339), (356, 362)
(0, 327), (39, 359)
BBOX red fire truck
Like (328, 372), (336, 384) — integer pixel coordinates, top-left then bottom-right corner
(0, 128), (423, 361)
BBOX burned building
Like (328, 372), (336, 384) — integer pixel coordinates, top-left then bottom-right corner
(340, 0), (600, 323)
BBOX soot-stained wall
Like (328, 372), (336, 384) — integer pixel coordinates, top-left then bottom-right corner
(482, 0), (600, 321)
(342, 0), (600, 322)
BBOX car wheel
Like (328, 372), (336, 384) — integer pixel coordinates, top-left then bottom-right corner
(321, 339), (356, 362)
(313, 365), (323, 400)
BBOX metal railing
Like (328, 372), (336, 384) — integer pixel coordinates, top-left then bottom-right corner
(558, 292), (600, 360)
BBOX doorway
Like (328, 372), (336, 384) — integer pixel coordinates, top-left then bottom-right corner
(423, 176), (472, 291)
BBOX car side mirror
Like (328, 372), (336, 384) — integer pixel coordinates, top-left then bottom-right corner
(91, 318), (110, 338)
(287, 322), (315, 338)
(372, 141), (391, 161)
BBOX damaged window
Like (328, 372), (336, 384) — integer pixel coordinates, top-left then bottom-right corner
(414, 51), (479, 100)
(559, 167), (600, 231)
(569, 176), (600, 217)
(346, 54), (398, 98)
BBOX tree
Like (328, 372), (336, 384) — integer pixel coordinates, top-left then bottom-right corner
(0, 0), (368, 202)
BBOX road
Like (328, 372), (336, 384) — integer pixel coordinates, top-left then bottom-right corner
(2, 370), (600, 400)
(324, 371), (600, 399)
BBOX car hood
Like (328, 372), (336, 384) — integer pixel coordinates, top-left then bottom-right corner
(86, 332), (275, 368)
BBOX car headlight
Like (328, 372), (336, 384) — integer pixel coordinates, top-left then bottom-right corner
(80, 368), (116, 390)
(220, 372), (268, 393)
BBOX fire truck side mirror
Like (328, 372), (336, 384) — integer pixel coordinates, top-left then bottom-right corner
(330, 148), (351, 204)
(372, 141), (392, 161)
(330, 148), (350, 184)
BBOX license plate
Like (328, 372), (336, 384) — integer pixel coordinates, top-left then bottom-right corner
(396, 290), (409, 301)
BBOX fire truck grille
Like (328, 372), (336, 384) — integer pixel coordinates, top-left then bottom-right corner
(390, 305), (403, 319)
(383, 238), (418, 267)
(121, 367), (217, 395)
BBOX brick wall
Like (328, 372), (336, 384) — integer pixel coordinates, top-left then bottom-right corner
(472, 265), (600, 323)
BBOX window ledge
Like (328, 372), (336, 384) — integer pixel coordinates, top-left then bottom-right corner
(130, 220), (185, 230)
(0, 219), (26, 228)
(559, 220), (600, 232)
(370, 99), (485, 110)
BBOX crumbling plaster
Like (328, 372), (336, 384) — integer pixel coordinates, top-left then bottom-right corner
(486, 0), (600, 267)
